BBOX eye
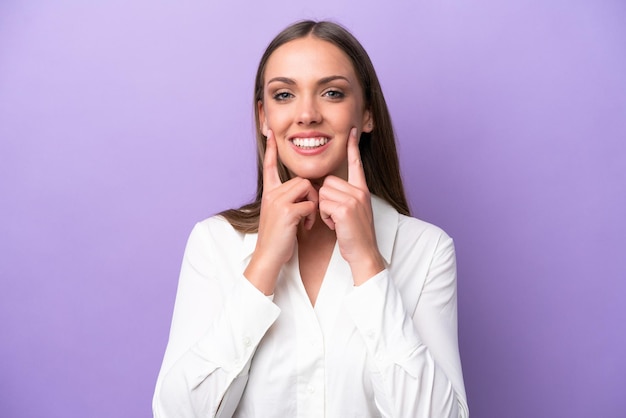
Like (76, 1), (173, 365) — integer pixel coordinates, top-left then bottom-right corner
(273, 91), (293, 101)
(323, 89), (345, 99)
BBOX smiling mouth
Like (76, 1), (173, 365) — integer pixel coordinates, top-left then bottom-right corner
(291, 137), (330, 149)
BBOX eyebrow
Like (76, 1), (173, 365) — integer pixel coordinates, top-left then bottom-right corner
(266, 75), (351, 86)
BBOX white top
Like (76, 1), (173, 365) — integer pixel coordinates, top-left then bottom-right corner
(153, 196), (469, 417)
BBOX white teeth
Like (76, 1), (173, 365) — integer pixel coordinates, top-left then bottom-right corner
(292, 137), (329, 149)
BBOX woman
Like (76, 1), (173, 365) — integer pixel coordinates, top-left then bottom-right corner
(153, 20), (468, 417)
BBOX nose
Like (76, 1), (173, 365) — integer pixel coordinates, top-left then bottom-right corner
(297, 95), (321, 126)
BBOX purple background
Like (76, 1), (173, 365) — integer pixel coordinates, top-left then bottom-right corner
(1, 1), (624, 417)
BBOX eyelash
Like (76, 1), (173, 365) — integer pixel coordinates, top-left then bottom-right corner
(271, 89), (345, 102)
(323, 89), (344, 99)
(273, 92), (293, 101)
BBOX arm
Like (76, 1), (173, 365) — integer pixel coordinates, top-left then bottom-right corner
(154, 129), (319, 416)
(152, 222), (280, 417)
(320, 130), (467, 415)
(345, 235), (469, 417)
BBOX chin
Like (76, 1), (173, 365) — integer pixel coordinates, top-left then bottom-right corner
(287, 163), (346, 182)
(290, 170), (328, 182)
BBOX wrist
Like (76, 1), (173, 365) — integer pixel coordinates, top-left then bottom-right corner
(244, 255), (281, 295)
(350, 251), (385, 286)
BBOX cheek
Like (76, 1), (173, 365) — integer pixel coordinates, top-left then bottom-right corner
(264, 103), (289, 123)
(343, 102), (365, 124)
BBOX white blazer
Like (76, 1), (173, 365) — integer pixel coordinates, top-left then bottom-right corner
(153, 195), (468, 417)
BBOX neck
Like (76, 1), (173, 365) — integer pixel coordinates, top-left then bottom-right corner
(297, 212), (336, 244)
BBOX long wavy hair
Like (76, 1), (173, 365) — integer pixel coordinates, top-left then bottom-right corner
(219, 20), (410, 233)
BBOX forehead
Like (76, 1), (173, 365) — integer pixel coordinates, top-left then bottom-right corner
(264, 36), (357, 82)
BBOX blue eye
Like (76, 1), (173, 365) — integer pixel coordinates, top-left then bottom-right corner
(273, 92), (293, 101)
(324, 90), (344, 99)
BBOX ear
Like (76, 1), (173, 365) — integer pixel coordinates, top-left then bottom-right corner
(362, 109), (374, 133)
(258, 100), (269, 136)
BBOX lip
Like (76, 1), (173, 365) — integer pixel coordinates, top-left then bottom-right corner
(288, 131), (332, 141)
(288, 131), (332, 155)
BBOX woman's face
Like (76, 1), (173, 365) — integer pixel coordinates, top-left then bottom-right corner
(258, 36), (373, 182)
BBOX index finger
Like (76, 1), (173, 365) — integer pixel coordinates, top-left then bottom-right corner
(263, 130), (282, 190)
(347, 127), (367, 189)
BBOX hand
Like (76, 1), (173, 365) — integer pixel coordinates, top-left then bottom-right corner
(319, 128), (385, 285)
(244, 130), (319, 294)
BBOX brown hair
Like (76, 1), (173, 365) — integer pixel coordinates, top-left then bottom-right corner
(219, 20), (410, 232)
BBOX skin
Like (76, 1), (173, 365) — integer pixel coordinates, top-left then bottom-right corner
(244, 36), (385, 304)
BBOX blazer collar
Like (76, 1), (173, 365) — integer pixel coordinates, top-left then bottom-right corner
(241, 194), (399, 265)
(370, 194), (399, 265)
(242, 229), (258, 263)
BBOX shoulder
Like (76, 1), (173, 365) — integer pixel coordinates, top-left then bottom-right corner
(397, 213), (453, 248)
(193, 215), (244, 239)
(395, 214), (456, 276)
(182, 215), (252, 270)
(372, 195), (453, 252)
(372, 195), (455, 279)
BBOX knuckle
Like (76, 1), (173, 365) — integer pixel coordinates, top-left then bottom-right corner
(353, 187), (369, 201)
(337, 205), (350, 218)
(300, 179), (314, 192)
(346, 195), (360, 209)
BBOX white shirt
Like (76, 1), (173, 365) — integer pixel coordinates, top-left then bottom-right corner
(153, 196), (469, 417)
